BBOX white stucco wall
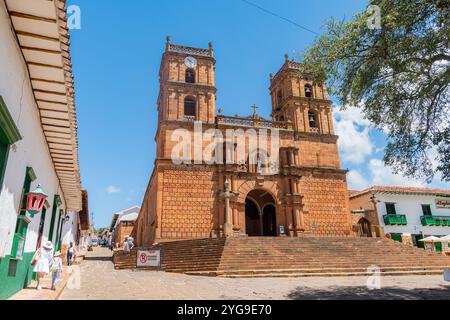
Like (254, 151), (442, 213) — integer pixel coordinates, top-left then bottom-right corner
(0, 3), (67, 255)
(60, 211), (80, 247)
(376, 193), (450, 236)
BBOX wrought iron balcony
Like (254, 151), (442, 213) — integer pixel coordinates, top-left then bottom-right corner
(383, 214), (407, 225)
(421, 215), (450, 226)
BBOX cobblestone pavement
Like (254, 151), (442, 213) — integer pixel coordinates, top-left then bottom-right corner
(60, 247), (450, 300)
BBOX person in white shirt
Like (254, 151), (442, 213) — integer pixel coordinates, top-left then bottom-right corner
(123, 236), (130, 253)
(51, 251), (63, 290)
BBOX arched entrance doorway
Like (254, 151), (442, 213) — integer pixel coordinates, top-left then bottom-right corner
(245, 189), (277, 237)
(358, 218), (372, 237)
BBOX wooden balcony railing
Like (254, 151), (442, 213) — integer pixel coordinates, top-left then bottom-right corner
(383, 214), (407, 225)
(421, 215), (450, 226)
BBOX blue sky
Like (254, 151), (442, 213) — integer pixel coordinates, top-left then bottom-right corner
(67, 0), (449, 228)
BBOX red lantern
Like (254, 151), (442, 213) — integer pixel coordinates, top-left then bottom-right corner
(26, 184), (48, 216)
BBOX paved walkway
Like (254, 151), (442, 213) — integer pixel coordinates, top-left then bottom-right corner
(60, 247), (450, 300)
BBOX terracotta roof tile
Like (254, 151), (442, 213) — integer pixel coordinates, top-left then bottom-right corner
(350, 186), (450, 198)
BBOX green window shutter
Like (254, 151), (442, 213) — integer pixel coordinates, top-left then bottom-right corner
(48, 195), (61, 242)
(0, 96), (21, 145)
(55, 209), (65, 251)
(0, 95), (22, 186)
(18, 167), (37, 216)
(10, 215), (30, 260)
(13, 167), (36, 256)
(0, 142), (9, 186)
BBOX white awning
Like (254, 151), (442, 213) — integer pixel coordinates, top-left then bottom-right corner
(419, 236), (442, 242)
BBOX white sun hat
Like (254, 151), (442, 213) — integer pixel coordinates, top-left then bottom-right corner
(43, 241), (54, 250)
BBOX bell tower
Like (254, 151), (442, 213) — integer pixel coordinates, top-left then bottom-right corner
(157, 36), (217, 124)
(269, 54), (335, 135)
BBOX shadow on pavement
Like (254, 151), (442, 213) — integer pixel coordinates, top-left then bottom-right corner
(287, 285), (450, 300)
(83, 256), (113, 262)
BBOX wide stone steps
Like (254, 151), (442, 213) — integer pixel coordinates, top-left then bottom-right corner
(113, 237), (450, 277)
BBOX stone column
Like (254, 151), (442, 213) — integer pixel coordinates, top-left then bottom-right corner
(217, 174), (224, 237)
(220, 179), (237, 237)
(293, 208), (305, 237)
(291, 179), (298, 194)
(259, 209), (264, 236)
(232, 207), (239, 231)
(290, 149), (295, 166)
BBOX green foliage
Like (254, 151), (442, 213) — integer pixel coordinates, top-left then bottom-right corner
(300, 0), (450, 182)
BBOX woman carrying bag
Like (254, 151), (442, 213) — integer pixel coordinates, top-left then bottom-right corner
(31, 241), (54, 290)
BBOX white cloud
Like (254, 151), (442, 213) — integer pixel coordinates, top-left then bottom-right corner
(334, 106), (374, 164)
(368, 159), (424, 187)
(106, 186), (121, 194)
(334, 106), (371, 127)
(347, 170), (370, 190)
(333, 106), (449, 190)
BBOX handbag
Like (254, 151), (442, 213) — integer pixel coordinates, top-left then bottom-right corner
(31, 249), (41, 266)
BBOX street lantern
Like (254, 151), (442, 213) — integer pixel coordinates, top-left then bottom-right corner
(25, 184), (48, 217)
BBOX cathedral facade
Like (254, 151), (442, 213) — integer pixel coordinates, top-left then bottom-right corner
(134, 38), (352, 246)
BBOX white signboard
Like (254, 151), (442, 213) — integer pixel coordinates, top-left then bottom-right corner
(137, 249), (161, 268)
(436, 198), (450, 209)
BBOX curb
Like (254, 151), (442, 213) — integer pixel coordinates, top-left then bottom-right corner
(52, 269), (72, 300)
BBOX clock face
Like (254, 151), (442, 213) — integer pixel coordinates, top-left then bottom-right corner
(184, 56), (197, 69)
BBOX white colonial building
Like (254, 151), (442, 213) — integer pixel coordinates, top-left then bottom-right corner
(0, 0), (85, 299)
(110, 206), (140, 247)
(350, 186), (450, 251)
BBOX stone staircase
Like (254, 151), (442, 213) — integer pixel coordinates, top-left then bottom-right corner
(113, 237), (450, 277)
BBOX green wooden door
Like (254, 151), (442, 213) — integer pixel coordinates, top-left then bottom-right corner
(435, 242), (443, 252)
(413, 234), (425, 248)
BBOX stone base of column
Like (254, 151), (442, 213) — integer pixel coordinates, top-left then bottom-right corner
(293, 228), (306, 237)
(223, 222), (234, 237)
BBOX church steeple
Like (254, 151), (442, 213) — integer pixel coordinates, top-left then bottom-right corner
(157, 36), (217, 124)
(269, 55), (334, 135)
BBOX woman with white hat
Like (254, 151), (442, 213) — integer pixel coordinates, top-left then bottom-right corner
(31, 241), (54, 290)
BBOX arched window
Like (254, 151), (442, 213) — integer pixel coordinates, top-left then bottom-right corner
(308, 111), (318, 128)
(185, 68), (196, 83)
(305, 84), (313, 98)
(184, 96), (196, 117)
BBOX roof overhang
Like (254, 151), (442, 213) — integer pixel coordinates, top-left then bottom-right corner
(5, 0), (82, 211)
(350, 186), (450, 199)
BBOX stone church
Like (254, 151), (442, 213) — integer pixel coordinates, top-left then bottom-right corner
(134, 38), (352, 246)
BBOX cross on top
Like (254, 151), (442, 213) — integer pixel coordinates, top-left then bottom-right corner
(251, 104), (258, 116)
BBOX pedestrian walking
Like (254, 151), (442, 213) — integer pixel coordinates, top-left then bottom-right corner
(51, 251), (63, 290)
(31, 241), (53, 290)
(67, 242), (74, 266)
(123, 236), (130, 254)
(108, 234), (112, 251)
(127, 236), (134, 251)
